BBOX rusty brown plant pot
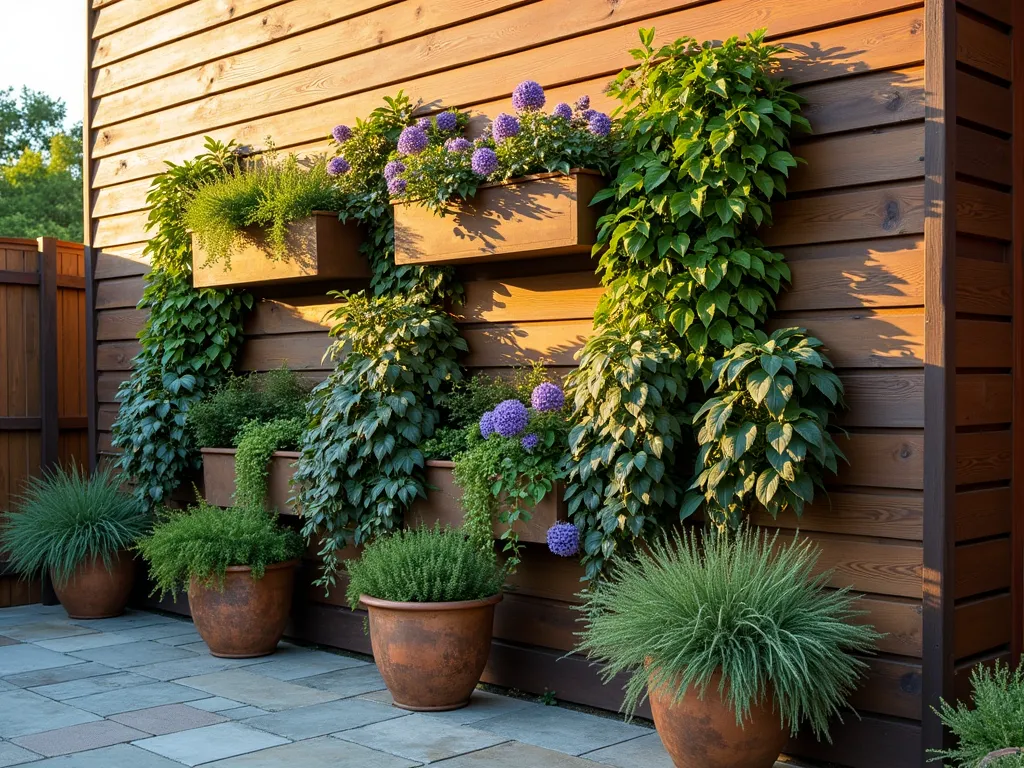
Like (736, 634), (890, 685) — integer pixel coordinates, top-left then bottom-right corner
(52, 549), (136, 619)
(361, 593), (502, 711)
(647, 668), (788, 768)
(188, 560), (297, 658)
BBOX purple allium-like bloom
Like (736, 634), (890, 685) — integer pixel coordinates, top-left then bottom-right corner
(331, 124), (352, 143)
(387, 177), (407, 195)
(444, 137), (472, 153)
(547, 522), (580, 557)
(471, 147), (498, 177)
(575, 95), (590, 111)
(416, 116), (432, 130)
(491, 112), (520, 143)
(531, 382), (565, 412)
(435, 111), (458, 131)
(383, 160), (405, 181)
(327, 156), (350, 176)
(521, 433), (539, 452)
(552, 102), (573, 120)
(587, 111), (612, 137)
(492, 399), (529, 438)
(479, 411), (496, 439)
(397, 126), (429, 155)
(512, 80), (546, 112)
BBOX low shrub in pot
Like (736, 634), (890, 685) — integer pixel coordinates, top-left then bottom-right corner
(0, 466), (148, 619)
(576, 528), (879, 768)
(346, 525), (507, 711)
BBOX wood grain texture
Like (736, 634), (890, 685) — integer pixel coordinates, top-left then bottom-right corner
(955, 257), (1012, 315)
(955, 319), (1012, 368)
(956, 11), (1011, 80)
(768, 310), (924, 368)
(954, 593), (1012, 660)
(955, 486), (1012, 542)
(956, 70), (1011, 133)
(750, 490), (923, 540)
(955, 538), (1011, 600)
(957, 0), (1012, 24)
(955, 430), (1012, 485)
(956, 181), (1013, 241)
(956, 373), (1012, 426)
(788, 123), (924, 193)
(835, 432), (924, 490)
(956, 124), (1013, 186)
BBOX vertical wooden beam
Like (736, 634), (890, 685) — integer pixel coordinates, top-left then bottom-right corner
(923, 0), (957, 760)
(1012, 0), (1024, 662)
(84, 245), (98, 473)
(82, 0), (98, 474)
(82, 0), (94, 248)
(36, 237), (59, 472)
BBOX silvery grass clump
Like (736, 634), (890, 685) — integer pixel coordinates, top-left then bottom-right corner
(0, 465), (148, 582)
(576, 528), (879, 740)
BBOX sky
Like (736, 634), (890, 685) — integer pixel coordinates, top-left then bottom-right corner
(0, 1), (86, 127)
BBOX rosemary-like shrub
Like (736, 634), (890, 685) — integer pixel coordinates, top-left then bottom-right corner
(576, 528), (878, 739)
(0, 466), (148, 582)
(234, 417), (303, 509)
(136, 501), (303, 601)
(345, 526), (506, 606)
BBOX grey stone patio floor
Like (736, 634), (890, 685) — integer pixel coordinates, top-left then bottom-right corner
(0, 604), (673, 767)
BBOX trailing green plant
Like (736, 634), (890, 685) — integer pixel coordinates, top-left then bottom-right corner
(112, 138), (253, 506)
(136, 501), (303, 601)
(930, 659), (1024, 767)
(345, 525), (506, 606)
(0, 465), (149, 583)
(684, 328), (846, 533)
(576, 527), (879, 739)
(234, 417), (304, 509)
(184, 146), (343, 267)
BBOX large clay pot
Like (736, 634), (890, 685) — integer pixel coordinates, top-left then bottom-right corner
(647, 668), (788, 768)
(361, 593), (502, 711)
(188, 560), (297, 658)
(52, 549), (135, 619)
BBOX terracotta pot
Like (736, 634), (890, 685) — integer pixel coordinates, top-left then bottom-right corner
(647, 668), (788, 768)
(361, 593), (502, 711)
(188, 560), (297, 658)
(52, 549), (135, 619)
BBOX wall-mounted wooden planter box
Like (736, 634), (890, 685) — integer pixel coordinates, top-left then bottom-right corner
(405, 460), (567, 544)
(201, 447), (299, 515)
(393, 170), (605, 266)
(192, 212), (369, 289)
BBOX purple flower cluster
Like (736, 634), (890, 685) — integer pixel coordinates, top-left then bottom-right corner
(587, 111), (612, 137)
(387, 177), (407, 195)
(491, 399), (529, 438)
(435, 111), (458, 131)
(479, 410), (496, 438)
(397, 126), (429, 155)
(512, 80), (546, 112)
(521, 433), (539, 452)
(471, 147), (498, 177)
(332, 124), (352, 143)
(546, 522), (580, 557)
(531, 382), (565, 412)
(327, 157), (350, 176)
(492, 112), (520, 143)
(416, 116), (432, 130)
(575, 95), (590, 111)
(444, 137), (472, 153)
(552, 102), (573, 121)
(384, 160), (405, 181)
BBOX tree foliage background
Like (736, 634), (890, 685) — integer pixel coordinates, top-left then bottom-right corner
(0, 87), (83, 241)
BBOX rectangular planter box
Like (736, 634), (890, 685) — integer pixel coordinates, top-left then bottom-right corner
(192, 211), (369, 289)
(392, 170), (605, 266)
(201, 448), (299, 516)
(405, 460), (567, 544)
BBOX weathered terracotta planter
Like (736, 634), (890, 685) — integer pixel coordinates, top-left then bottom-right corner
(647, 668), (788, 768)
(405, 460), (566, 543)
(361, 593), (502, 711)
(52, 549), (135, 619)
(188, 560), (297, 658)
(393, 170), (605, 266)
(192, 211), (368, 289)
(202, 448), (298, 515)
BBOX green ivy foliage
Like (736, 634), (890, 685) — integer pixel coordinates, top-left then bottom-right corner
(684, 328), (846, 532)
(111, 139), (252, 506)
(234, 417), (303, 509)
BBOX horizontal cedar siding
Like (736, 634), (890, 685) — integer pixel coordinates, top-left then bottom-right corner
(87, 3), (929, 765)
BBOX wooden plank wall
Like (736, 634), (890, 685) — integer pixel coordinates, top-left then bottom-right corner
(86, 2), (932, 766)
(949, 0), (1016, 705)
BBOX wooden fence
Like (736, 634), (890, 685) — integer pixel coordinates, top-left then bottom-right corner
(0, 237), (88, 607)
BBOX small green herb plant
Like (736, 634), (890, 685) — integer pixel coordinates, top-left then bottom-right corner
(345, 525), (506, 606)
(136, 501), (303, 601)
(684, 328), (846, 532)
(234, 417), (303, 510)
(0, 466), (149, 583)
(577, 528), (878, 738)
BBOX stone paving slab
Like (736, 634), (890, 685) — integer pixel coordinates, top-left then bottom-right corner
(582, 733), (673, 767)
(0, 742), (40, 767)
(153, 629), (203, 646)
(68, 680), (210, 715)
(471, 703), (651, 756)
(11, 719), (149, 757)
(205, 736), (421, 768)
(29, 671), (154, 700)
(69, 640), (199, 669)
(178, 669), (343, 711)
(187, 695), (245, 712)
(26, 743), (185, 767)
(0, 635), (21, 647)
(0, 644), (83, 677)
(108, 623), (199, 642)
(242, 697), (408, 741)
(132, 653), (272, 681)
(0, 688), (101, 738)
(336, 714), (508, 764)
(223, 705), (273, 719)
(293, 664), (387, 697)
(359, 689), (534, 725)
(35, 632), (141, 653)
(133, 721), (291, 766)
(427, 742), (599, 767)
(69, 612), (181, 632)
(110, 703), (229, 735)
(0, 621), (96, 643)
(1, 661), (116, 688)
(243, 646), (369, 681)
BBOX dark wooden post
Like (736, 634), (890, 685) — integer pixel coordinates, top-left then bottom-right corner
(36, 237), (60, 605)
(84, 245), (98, 473)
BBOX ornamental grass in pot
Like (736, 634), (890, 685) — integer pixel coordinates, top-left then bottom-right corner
(346, 525), (507, 711)
(577, 528), (879, 768)
(137, 501), (303, 657)
(0, 466), (148, 619)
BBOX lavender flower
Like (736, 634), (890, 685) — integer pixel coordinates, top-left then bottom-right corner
(587, 111), (612, 137)
(471, 147), (498, 177)
(383, 160), (405, 181)
(479, 410), (496, 438)
(387, 176), (407, 195)
(575, 95), (590, 111)
(512, 80), (546, 112)
(397, 126), (428, 155)
(331, 124), (352, 143)
(491, 112), (520, 143)
(444, 137), (472, 153)
(435, 111), (458, 131)
(547, 522), (580, 557)
(416, 116), (432, 130)
(552, 102), (573, 121)
(521, 433), (539, 452)
(326, 157), (350, 176)
(491, 399), (529, 437)
(531, 382), (565, 412)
